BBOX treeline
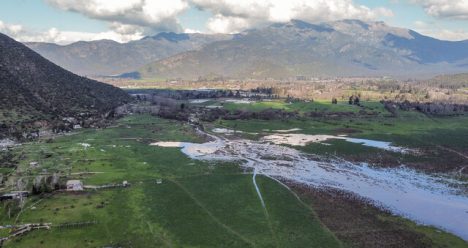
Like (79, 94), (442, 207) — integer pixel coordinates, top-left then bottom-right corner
(129, 88), (279, 101)
(381, 100), (468, 116)
(198, 108), (299, 122)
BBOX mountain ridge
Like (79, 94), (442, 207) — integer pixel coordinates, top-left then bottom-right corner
(25, 33), (233, 76)
(134, 19), (468, 80)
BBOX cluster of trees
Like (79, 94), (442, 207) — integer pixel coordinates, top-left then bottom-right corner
(348, 95), (360, 105)
(381, 100), (468, 116)
(31, 174), (61, 194)
(0, 150), (17, 169)
(130, 88), (281, 102)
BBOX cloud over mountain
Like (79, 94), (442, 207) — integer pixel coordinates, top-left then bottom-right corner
(192, 0), (393, 33)
(412, 0), (468, 20)
(46, 0), (189, 34)
(45, 0), (394, 34)
(5, 0), (468, 43)
(0, 20), (143, 44)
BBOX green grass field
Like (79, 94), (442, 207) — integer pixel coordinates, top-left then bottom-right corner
(1, 115), (342, 247)
(1, 105), (467, 247)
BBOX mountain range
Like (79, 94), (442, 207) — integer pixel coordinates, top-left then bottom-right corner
(25, 32), (232, 76)
(137, 20), (468, 80)
(0, 32), (130, 138)
(25, 19), (468, 79)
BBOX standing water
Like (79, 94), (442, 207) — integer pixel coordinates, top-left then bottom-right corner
(151, 130), (468, 240)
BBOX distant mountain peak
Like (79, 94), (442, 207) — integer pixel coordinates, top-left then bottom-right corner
(133, 18), (468, 80)
(337, 19), (371, 29)
(144, 32), (190, 42)
(271, 19), (335, 32)
(27, 32), (232, 76)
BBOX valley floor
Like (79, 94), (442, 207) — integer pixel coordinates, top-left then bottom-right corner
(0, 103), (467, 247)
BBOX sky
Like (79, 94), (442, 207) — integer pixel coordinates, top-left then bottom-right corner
(1, 0), (468, 44)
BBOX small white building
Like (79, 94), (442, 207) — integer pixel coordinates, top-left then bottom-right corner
(66, 180), (83, 191)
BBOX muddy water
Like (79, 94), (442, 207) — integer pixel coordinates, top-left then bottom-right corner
(151, 131), (468, 240)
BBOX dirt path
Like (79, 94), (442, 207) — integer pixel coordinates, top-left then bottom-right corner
(252, 170), (280, 248)
(435, 145), (468, 175)
(252, 169), (265, 208)
(170, 179), (256, 247)
(146, 221), (174, 248)
(436, 145), (468, 160)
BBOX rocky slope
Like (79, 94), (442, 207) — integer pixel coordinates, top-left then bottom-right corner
(0, 32), (131, 139)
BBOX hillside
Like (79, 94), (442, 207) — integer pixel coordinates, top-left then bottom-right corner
(0, 33), (131, 139)
(135, 20), (468, 80)
(25, 33), (232, 76)
(430, 73), (468, 88)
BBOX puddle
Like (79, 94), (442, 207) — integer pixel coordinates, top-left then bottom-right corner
(343, 137), (409, 153)
(205, 105), (223, 109)
(151, 131), (468, 240)
(212, 128), (241, 134)
(189, 99), (211, 104)
(212, 128), (259, 135)
(262, 134), (337, 146)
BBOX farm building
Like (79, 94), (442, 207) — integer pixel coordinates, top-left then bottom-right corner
(66, 180), (83, 191)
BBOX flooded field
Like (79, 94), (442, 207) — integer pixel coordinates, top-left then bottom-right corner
(262, 133), (413, 153)
(152, 129), (468, 240)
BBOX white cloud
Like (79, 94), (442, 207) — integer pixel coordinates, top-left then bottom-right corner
(412, 20), (468, 41)
(184, 28), (202, 33)
(411, 0), (468, 19)
(206, 15), (251, 34)
(0, 20), (143, 44)
(0, 20), (26, 37)
(46, 0), (394, 34)
(1, 0), (397, 42)
(1, 0), (190, 43)
(191, 0), (394, 33)
(46, 0), (189, 34)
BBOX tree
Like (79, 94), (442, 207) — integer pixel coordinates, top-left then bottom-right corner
(353, 96), (360, 105)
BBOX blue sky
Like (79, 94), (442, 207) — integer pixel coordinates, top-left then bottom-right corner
(1, 0), (468, 44)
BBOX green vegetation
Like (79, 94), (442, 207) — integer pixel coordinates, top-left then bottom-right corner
(1, 115), (342, 247)
(222, 100), (362, 113)
(1, 100), (467, 246)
